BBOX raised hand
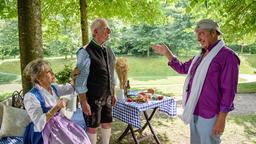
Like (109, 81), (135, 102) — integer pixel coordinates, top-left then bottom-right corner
(152, 43), (174, 60)
(152, 44), (170, 55)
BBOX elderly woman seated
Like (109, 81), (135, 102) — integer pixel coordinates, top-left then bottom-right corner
(23, 58), (90, 144)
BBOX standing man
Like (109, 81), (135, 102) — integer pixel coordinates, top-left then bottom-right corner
(153, 19), (240, 144)
(75, 18), (117, 144)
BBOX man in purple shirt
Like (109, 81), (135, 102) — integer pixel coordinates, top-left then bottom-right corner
(152, 19), (240, 144)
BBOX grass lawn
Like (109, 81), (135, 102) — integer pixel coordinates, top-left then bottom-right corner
(240, 54), (256, 68)
(0, 55), (255, 97)
(127, 56), (179, 77)
(47, 58), (76, 73)
(238, 56), (256, 74)
(0, 60), (21, 75)
(238, 82), (256, 93)
(0, 56), (183, 77)
(0, 72), (19, 84)
(229, 115), (256, 140)
(0, 55), (254, 77)
(0, 58), (76, 75)
(0, 92), (12, 102)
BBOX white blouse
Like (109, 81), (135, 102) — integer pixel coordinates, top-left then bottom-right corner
(23, 83), (74, 132)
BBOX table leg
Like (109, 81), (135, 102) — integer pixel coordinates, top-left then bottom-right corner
(117, 108), (159, 144)
(117, 125), (130, 142)
(143, 111), (161, 144)
(130, 125), (139, 144)
(117, 125), (139, 144)
(137, 108), (158, 134)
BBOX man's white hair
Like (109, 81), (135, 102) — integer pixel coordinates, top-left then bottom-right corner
(90, 18), (107, 36)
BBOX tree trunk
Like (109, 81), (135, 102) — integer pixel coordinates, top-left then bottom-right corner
(18, 0), (43, 94)
(80, 0), (89, 46)
(147, 47), (150, 57)
(240, 45), (244, 54)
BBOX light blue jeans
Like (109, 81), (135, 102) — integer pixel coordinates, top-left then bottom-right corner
(190, 115), (221, 144)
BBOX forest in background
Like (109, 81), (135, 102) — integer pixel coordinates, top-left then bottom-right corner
(1, 0), (256, 60)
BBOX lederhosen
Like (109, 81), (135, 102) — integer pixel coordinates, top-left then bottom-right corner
(81, 40), (114, 128)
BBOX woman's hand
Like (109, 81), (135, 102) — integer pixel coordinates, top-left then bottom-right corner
(46, 98), (68, 122)
(57, 98), (68, 108)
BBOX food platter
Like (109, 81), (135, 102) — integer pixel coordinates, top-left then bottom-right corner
(126, 89), (164, 103)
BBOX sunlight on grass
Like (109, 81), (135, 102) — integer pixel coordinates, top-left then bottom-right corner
(130, 76), (169, 81)
(238, 82), (256, 93)
(127, 56), (179, 77)
(130, 76), (185, 84)
(129, 76), (186, 96)
(240, 54), (256, 68)
(0, 58), (77, 75)
(0, 56), (256, 95)
(0, 55), (255, 76)
(239, 77), (246, 82)
(0, 92), (12, 102)
(239, 56), (255, 74)
(47, 58), (76, 73)
(0, 72), (18, 84)
(227, 115), (256, 143)
(0, 59), (21, 75)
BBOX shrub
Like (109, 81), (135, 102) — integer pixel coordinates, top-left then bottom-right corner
(55, 64), (73, 84)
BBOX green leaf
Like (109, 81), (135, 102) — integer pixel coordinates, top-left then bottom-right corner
(245, 0), (252, 5)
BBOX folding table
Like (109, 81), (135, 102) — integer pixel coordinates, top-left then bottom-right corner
(113, 96), (176, 144)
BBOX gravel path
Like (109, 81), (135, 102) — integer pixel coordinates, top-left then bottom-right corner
(230, 93), (256, 115)
(0, 83), (22, 93)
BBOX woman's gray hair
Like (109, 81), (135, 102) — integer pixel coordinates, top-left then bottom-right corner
(23, 58), (51, 84)
(90, 18), (107, 37)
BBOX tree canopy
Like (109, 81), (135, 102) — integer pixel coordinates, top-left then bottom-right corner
(187, 0), (256, 44)
(1, 0), (255, 44)
(1, 0), (256, 59)
(1, 0), (256, 92)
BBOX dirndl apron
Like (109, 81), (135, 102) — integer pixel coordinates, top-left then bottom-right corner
(24, 86), (90, 144)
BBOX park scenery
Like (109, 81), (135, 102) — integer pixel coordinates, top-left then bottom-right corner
(1, 0), (256, 144)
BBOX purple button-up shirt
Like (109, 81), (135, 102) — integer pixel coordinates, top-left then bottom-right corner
(169, 40), (240, 118)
